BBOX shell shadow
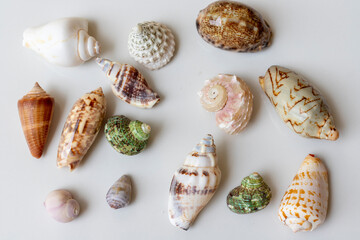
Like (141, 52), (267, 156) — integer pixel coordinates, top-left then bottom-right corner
(143, 117), (163, 150)
(87, 19), (114, 57)
(216, 136), (230, 189)
(240, 75), (262, 129)
(42, 84), (67, 158)
(259, 171), (278, 206)
(129, 175), (136, 204)
(167, 23), (179, 68)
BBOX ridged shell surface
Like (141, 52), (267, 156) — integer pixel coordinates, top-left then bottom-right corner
(168, 134), (221, 230)
(199, 74), (253, 134)
(196, 1), (272, 52)
(96, 58), (160, 108)
(227, 172), (271, 214)
(57, 88), (106, 171)
(106, 175), (132, 209)
(259, 66), (339, 140)
(128, 21), (175, 70)
(279, 154), (328, 232)
(18, 82), (54, 158)
(104, 115), (151, 156)
(23, 17), (100, 67)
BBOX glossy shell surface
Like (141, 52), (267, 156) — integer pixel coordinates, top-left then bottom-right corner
(18, 82), (54, 158)
(23, 17), (100, 67)
(96, 58), (160, 108)
(259, 66), (339, 140)
(57, 88), (106, 171)
(199, 74), (253, 134)
(168, 134), (221, 230)
(104, 115), (150, 156)
(196, 1), (272, 52)
(279, 154), (329, 232)
(128, 21), (175, 70)
(227, 172), (271, 214)
(106, 175), (132, 209)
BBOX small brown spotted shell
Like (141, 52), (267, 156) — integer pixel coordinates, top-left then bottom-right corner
(196, 1), (272, 52)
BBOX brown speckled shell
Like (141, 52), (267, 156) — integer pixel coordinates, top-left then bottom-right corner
(18, 82), (54, 158)
(57, 87), (106, 171)
(196, 1), (272, 52)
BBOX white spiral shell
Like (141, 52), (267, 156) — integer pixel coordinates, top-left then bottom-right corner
(128, 21), (175, 70)
(168, 134), (221, 230)
(199, 74), (253, 135)
(23, 17), (100, 67)
(278, 154), (329, 232)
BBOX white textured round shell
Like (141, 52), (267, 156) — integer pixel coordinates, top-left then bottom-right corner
(199, 74), (253, 135)
(128, 21), (175, 70)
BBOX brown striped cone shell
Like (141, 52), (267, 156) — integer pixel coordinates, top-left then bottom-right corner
(199, 74), (253, 135)
(278, 154), (328, 232)
(18, 82), (54, 158)
(196, 1), (272, 52)
(96, 57), (160, 109)
(57, 87), (106, 171)
(259, 66), (339, 140)
(168, 134), (221, 230)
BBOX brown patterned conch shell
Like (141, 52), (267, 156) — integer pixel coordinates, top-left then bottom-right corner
(199, 74), (253, 135)
(196, 1), (272, 52)
(57, 87), (106, 171)
(168, 134), (221, 230)
(279, 154), (329, 232)
(18, 82), (54, 158)
(259, 66), (339, 140)
(96, 57), (160, 109)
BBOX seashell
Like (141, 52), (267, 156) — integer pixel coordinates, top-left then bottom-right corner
(278, 154), (328, 232)
(44, 189), (80, 223)
(18, 82), (54, 158)
(57, 87), (106, 171)
(104, 115), (150, 156)
(196, 1), (272, 52)
(259, 66), (339, 140)
(168, 134), (221, 230)
(23, 17), (100, 67)
(96, 58), (160, 108)
(106, 175), (132, 209)
(199, 74), (253, 134)
(227, 172), (271, 214)
(128, 21), (175, 70)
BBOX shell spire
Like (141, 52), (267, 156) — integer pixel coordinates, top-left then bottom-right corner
(96, 58), (160, 109)
(168, 134), (221, 230)
(278, 154), (329, 232)
(18, 82), (54, 158)
(128, 21), (175, 70)
(57, 87), (106, 171)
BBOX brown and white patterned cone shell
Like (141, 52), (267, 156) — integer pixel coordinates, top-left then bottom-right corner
(259, 65), (339, 140)
(18, 82), (54, 158)
(96, 57), (160, 109)
(278, 154), (328, 232)
(57, 87), (106, 171)
(168, 134), (221, 230)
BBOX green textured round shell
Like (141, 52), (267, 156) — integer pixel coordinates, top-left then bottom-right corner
(227, 172), (271, 214)
(104, 115), (150, 156)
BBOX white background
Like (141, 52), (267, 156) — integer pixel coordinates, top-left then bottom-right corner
(1, 0), (359, 239)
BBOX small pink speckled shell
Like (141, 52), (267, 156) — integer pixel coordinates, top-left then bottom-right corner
(279, 154), (329, 232)
(199, 74), (253, 135)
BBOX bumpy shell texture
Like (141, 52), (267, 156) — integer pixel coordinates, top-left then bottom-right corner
(96, 58), (160, 108)
(199, 74), (253, 134)
(279, 154), (328, 232)
(44, 189), (80, 223)
(104, 115), (150, 156)
(168, 134), (221, 230)
(196, 1), (272, 52)
(18, 82), (54, 158)
(57, 88), (106, 171)
(128, 21), (175, 70)
(106, 175), (132, 209)
(259, 66), (339, 140)
(227, 172), (271, 214)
